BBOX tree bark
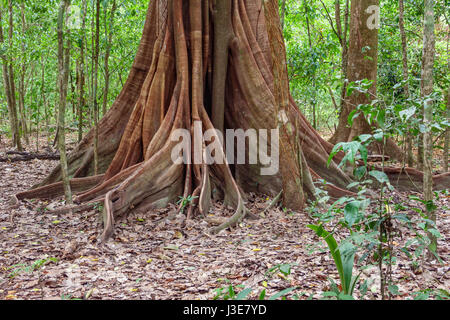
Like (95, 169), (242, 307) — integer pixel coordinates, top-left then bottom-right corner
(102, 0), (117, 117)
(57, 0), (73, 204)
(93, 0), (100, 175)
(18, 2), (29, 145)
(330, 0), (403, 160)
(264, 0), (310, 210)
(398, 0), (414, 167)
(211, 0), (234, 134)
(280, 0), (287, 30)
(444, 14), (449, 173)
(0, 6), (22, 151)
(421, 0), (436, 253)
(77, 0), (87, 143)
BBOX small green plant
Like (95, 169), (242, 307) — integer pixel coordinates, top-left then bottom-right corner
(213, 280), (251, 300)
(412, 288), (450, 300)
(7, 257), (59, 278)
(177, 195), (198, 215)
(61, 294), (82, 300)
(265, 263), (295, 279)
(307, 224), (360, 299)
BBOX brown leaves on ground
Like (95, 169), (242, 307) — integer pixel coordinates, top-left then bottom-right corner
(0, 155), (449, 300)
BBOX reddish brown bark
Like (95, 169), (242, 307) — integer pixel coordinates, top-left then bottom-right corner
(330, 0), (403, 160)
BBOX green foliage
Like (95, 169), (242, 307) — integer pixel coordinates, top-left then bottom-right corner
(213, 263), (297, 301)
(0, 0), (147, 134)
(177, 195), (198, 214)
(7, 257), (59, 278)
(307, 224), (360, 298)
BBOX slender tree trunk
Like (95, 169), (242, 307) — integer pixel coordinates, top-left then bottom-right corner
(77, 0), (87, 143)
(444, 87), (449, 172)
(57, 0), (73, 204)
(93, 0), (100, 175)
(102, 0), (117, 116)
(0, 6), (22, 151)
(421, 0), (436, 255)
(304, 1), (317, 129)
(39, 56), (47, 153)
(330, 0), (349, 144)
(444, 15), (449, 173)
(19, 2), (29, 144)
(398, 0), (414, 167)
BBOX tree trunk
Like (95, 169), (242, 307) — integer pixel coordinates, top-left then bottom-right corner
(280, 0), (287, 30)
(19, 2), (29, 145)
(0, 6), (22, 151)
(16, 0), (450, 242)
(330, 0), (403, 160)
(444, 14), (449, 173)
(398, 0), (414, 167)
(330, 0), (349, 145)
(445, 87), (449, 172)
(57, 0), (73, 204)
(93, 0), (100, 175)
(77, 0), (87, 143)
(102, 0), (117, 116)
(421, 0), (436, 254)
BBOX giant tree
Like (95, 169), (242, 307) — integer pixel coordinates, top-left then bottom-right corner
(14, 0), (450, 242)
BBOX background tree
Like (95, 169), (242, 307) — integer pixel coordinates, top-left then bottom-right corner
(57, 0), (73, 204)
(421, 0), (436, 255)
(0, 5), (22, 151)
(398, 0), (414, 167)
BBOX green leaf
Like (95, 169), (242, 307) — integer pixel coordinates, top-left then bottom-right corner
(354, 166), (367, 180)
(307, 225), (345, 293)
(399, 106), (416, 122)
(388, 284), (400, 295)
(358, 144), (368, 166)
(373, 130), (384, 141)
(347, 182), (360, 189)
(268, 287), (296, 300)
(428, 228), (441, 238)
(338, 292), (355, 300)
(340, 242), (357, 295)
(258, 289), (266, 300)
(425, 200), (437, 212)
(322, 291), (338, 297)
(414, 292), (430, 300)
(348, 110), (360, 126)
(369, 171), (390, 184)
(279, 264), (292, 276)
(359, 279), (369, 297)
(236, 288), (252, 300)
(376, 109), (386, 128)
(344, 201), (361, 227)
(358, 134), (372, 144)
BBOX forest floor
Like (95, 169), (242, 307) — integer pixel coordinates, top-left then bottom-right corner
(0, 135), (448, 300)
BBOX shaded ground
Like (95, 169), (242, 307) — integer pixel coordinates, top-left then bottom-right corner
(0, 137), (448, 300)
